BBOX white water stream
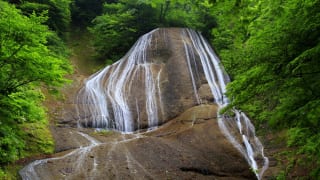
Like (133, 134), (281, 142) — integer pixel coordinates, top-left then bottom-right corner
(19, 131), (146, 180)
(181, 29), (269, 179)
(19, 132), (101, 180)
(76, 29), (162, 132)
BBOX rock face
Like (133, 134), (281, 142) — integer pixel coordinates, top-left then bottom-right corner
(20, 105), (256, 179)
(76, 28), (228, 132)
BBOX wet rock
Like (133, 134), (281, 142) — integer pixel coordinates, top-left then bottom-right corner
(76, 28), (222, 132)
(198, 83), (214, 103)
(21, 105), (256, 180)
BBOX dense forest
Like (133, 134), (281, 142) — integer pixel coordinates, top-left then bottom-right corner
(0, 0), (319, 179)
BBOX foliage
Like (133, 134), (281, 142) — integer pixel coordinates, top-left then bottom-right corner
(286, 128), (320, 177)
(0, 0), (70, 173)
(71, 0), (117, 26)
(144, 0), (216, 36)
(89, 0), (157, 61)
(0, 163), (22, 179)
(10, 0), (72, 37)
(0, 4), (71, 95)
(92, 129), (113, 136)
(276, 171), (286, 180)
(22, 121), (55, 155)
(89, 0), (217, 62)
(212, 0), (320, 177)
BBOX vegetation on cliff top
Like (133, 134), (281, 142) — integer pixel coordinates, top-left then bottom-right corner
(89, 0), (216, 61)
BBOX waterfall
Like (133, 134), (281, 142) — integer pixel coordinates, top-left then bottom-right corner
(76, 28), (268, 178)
(76, 29), (162, 132)
(181, 29), (269, 179)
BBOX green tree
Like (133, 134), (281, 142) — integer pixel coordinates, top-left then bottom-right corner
(71, 0), (117, 26)
(89, 0), (216, 62)
(0, 0), (71, 169)
(89, 0), (158, 61)
(212, 0), (320, 177)
(9, 0), (72, 37)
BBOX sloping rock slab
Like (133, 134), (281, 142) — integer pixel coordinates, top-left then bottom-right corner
(25, 105), (255, 179)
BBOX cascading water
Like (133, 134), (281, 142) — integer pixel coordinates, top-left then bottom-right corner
(75, 28), (268, 178)
(76, 29), (162, 132)
(19, 132), (101, 180)
(181, 29), (269, 179)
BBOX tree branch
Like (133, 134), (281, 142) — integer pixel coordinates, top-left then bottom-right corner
(0, 44), (25, 68)
(292, 71), (320, 77)
(0, 78), (40, 96)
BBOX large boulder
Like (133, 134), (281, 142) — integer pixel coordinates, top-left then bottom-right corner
(76, 28), (228, 132)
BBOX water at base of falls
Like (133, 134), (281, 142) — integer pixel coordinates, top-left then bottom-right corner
(19, 132), (102, 180)
(76, 28), (268, 178)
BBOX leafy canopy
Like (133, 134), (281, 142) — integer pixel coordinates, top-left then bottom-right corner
(0, 0), (71, 168)
(10, 0), (72, 36)
(89, 0), (217, 62)
(211, 0), (320, 177)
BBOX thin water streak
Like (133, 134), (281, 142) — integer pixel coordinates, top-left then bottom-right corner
(181, 29), (268, 179)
